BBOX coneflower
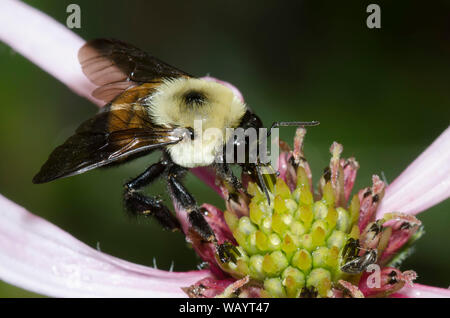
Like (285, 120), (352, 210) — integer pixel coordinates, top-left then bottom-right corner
(0, 0), (449, 298)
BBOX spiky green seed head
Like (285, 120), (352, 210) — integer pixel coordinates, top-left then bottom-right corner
(223, 169), (360, 298)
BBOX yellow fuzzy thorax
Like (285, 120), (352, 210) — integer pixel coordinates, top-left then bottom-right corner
(148, 78), (247, 168)
(148, 77), (246, 132)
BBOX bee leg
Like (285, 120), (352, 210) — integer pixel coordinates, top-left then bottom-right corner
(166, 164), (213, 239)
(214, 163), (246, 200)
(166, 164), (239, 263)
(124, 161), (180, 231)
(125, 160), (168, 190)
(124, 191), (181, 231)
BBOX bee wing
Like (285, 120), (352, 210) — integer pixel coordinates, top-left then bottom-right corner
(33, 86), (181, 184)
(78, 38), (191, 102)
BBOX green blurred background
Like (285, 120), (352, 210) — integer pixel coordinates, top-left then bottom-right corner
(0, 0), (449, 297)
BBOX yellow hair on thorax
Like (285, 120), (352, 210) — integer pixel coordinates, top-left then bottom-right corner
(147, 77), (247, 168)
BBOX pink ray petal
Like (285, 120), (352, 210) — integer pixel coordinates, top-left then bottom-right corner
(392, 284), (450, 298)
(0, 194), (211, 297)
(0, 0), (101, 106)
(377, 127), (450, 218)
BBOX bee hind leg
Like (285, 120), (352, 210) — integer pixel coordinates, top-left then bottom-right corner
(124, 160), (180, 231)
(166, 164), (240, 263)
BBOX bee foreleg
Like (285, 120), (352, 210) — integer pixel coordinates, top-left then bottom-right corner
(214, 162), (246, 200)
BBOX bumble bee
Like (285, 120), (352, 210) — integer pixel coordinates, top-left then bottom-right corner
(33, 39), (318, 263)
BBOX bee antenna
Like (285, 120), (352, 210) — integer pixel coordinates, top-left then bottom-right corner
(270, 121), (320, 129)
(268, 121), (320, 137)
(256, 165), (271, 205)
